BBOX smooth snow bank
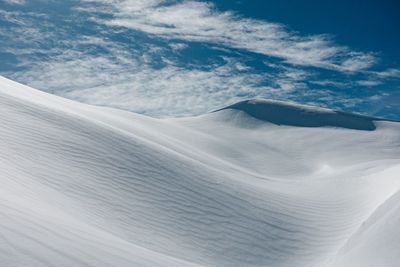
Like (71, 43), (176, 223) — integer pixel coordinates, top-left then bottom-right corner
(0, 76), (400, 267)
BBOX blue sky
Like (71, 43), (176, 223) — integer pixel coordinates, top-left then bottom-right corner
(1, 0), (399, 118)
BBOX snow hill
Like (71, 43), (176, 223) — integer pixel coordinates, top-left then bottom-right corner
(0, 75), (399, 267)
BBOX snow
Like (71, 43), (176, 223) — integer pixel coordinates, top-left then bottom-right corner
(0, 75), (399, 266)
(329, 168), (400, 267)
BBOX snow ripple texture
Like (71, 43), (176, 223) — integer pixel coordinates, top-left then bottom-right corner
(0, 76), (399, 267)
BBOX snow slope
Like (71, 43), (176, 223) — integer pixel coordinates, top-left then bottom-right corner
(330, 189), (400, 267)
(0, 76), (399, 267)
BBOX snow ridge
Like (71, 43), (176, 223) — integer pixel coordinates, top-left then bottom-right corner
(216, 99), (395, 130)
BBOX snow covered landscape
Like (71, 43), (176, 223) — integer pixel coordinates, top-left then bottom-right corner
(1, 75), (399, 267)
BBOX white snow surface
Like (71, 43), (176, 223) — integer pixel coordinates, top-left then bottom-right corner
(0, 75), (400, 267)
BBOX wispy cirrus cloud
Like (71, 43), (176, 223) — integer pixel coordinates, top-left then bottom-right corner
(1, 0), (25, 5)
(79, 0), (377, 72)
(373, 68), (400, 79)
(10, 46), (274, 117)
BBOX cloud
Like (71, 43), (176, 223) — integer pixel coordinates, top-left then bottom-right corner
(10, 48), (276, 117)
(169, 42), (188, 51)
(356, 80), (382, 87)
(80, 0), (377, 72)
(373, 68), (400, 79)
(11, 42), (371, 118)
(339, 53), (376, 72)
(1, 0), (25, 5)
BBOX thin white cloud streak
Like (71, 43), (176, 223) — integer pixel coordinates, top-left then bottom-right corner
(169, 42), (188, 51)
(356, 80), (382, 87)
(373, 68), (400, 78)
(1, 0), (25, 5)
(80, 0), (376, 72)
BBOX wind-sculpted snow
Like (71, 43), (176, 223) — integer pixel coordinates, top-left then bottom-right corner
(217, 99), (386, 130)
(329, 184), (400, 267)
(0, 76), (399, 266)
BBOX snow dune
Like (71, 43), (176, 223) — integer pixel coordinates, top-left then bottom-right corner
(0, 75), (399, 267)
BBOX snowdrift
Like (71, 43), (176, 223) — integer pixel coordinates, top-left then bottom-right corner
(216, 99), (381, 130)
(0, 76), (399, 267)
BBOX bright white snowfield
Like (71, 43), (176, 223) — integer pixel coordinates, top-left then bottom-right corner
(1, 76), (400, 267)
